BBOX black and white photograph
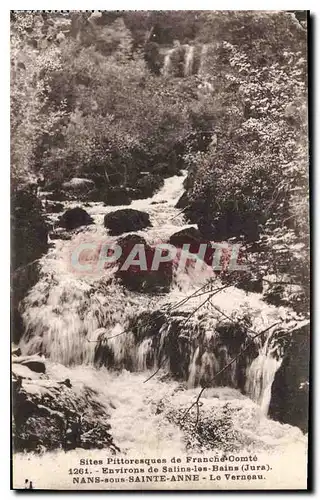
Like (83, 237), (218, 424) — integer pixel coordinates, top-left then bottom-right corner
(10, 10), (310, 490)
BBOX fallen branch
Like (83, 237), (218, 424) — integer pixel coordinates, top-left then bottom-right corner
(167, 282), (213, 312)
(181, 285), (231, 326)
(86, 281), (216, 343)
(143, 356), (168, 383)
(207, 301), (258, 337)
(143, 284), (230, 383)
(170, 206), (190, 220)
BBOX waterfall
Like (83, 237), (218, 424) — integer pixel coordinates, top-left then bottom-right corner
(245, 329), (282, 415)
(136, 338), (153, 371)
(184, 45), (195, 76)
(162, 48), (174, 77)
(20, 173), (191, 367)
(19, 169), (292, 417)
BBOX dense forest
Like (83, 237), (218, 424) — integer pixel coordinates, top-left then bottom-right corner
(11, 11), (310, 472)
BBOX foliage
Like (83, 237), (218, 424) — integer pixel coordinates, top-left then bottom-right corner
(11, 12), (194, 190)
(182, 13), (308, 315)
(11, 12), (67, 187)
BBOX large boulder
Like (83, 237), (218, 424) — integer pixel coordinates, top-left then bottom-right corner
(45, 201), (64, 213)
(175, 191), (189, 211)
(58, 207), (94, 230)
(16, 355), (46, 374)
(104, 209), (151, 236)
(12, 359), (119, 453)
(104, 187), (132, 206)
(115, 234), (172, 293)
(168, 227), (216, 269)
(90, 187), (132, 205)
(269, 323), (309, 432)
(45, 190), (68, 202)
(169, 227), (203, 248)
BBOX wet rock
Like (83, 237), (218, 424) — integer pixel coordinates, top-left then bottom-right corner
(12, 363), (42, 380)
(117, 233), (146, 250)
(12, 346), (21, 357)
(49, 229), (72, 241)
(169, 227), (203, 247)
(19, 357), (46, 374)
(12, 360), (119, 453)
(125, 188), (141, 200)
(95, 309), (167, 370)
(13, 355), (46, 374)
(269, 323), (309, 432)
(104, 209), (151, 236)
(56, 177), (95, 201)
(88, 186), (132, 205)
(104, 187), (132, 206)
(115, 234), (172, 293)
(90, 186), (132, 205)
(221, 270), (264, 294)
(45, 201), (64, 213)
(168, 227), (216, 268)
(159, 316), (256, 387)
(58, 207), (94, 231)
(45, 190), (69, 202)
(175, 191), (189, 210)
(129, 311), (167, 343)
(58, 378), (72, 388)
(45, 179), (96, 202)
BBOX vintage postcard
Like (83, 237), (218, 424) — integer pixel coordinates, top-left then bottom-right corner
(11, 10), (310, 490)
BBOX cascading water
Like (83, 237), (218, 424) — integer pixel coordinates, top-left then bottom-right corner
(20, 172), (197, 366)
(184, 45), (195, 76)
(245, 330), (282, 415)
(17, 169), (306, 462)
(162, 44), (210, 78)
(21, 172), (286, 411)
(162, 48), (174, 77)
